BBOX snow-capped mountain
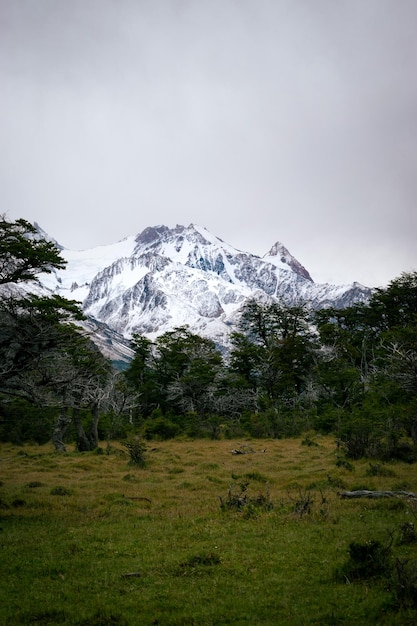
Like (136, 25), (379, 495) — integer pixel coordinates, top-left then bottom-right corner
(40, 223), (372, 353)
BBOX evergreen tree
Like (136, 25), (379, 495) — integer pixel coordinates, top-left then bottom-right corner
(231, 300), (316, 403)
(0, 216), (112, 449)
(123, 333), (158, 419)
(154, 326), (224, 419)
(0, 215), (65, 285)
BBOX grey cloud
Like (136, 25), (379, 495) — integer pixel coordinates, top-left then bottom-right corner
(1, 0), (416, 286)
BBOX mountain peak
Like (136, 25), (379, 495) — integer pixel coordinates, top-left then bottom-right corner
(135, 225), (170, 245)
(36, 222), (371, 353)
(263, 241), (313, 282)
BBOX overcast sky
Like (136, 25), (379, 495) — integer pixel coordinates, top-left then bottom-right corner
(1, 0), (416, 287)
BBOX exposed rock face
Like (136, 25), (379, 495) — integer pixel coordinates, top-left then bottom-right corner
(39, 223), (372, 352)
(263, 241), (313, 282)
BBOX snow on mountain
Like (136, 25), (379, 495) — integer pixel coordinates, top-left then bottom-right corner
(263, 242), (313, 281)
(39, 223), (372, 353)
(41, 234), (137, 301)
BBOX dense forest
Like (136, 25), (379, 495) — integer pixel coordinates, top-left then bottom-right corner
(1, 215), (416, 461)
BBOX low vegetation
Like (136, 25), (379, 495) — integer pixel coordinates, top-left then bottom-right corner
(2, 215), (417, 465)
(2, 436), (417, 624)
(2, 216), (417, 623)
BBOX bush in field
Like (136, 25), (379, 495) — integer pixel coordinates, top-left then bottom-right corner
(392, 558), (417, 609)
(336, 539), (392, 582)
(141, 416), (179, 440)
(336, 413), (382, 459)
(336, 532), (417, 611)
(121, 437), (146, 466)
(50, 486), (72, 496)
(220, 481), (273, 517)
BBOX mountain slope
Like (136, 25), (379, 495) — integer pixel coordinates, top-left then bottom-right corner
(40, 223), (372, 351)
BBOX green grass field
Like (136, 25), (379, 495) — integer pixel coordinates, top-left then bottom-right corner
(1, 436), (417, 625)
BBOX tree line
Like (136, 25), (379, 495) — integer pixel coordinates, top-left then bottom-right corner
(1, 216), (416, 460)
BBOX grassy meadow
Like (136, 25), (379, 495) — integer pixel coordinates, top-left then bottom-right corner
(1, 435), (417, 625)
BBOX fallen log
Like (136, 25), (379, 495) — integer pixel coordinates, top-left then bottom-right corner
(340, 490), (417, 500)
(230, 444), (258, 455)
(121, 572), (141, 579)
(123, 495), (152, 503)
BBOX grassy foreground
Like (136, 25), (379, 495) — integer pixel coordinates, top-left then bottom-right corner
(1, 436), (417, 625)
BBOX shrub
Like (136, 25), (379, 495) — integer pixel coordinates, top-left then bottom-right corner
(121, 437), (146, 466)
(337, 416), (381, 459)
(220, 481), (273, 515)
(398, 522), (417, 546)
(290, 489), (315, 518)
(335, 456), (354, 471)
(326, 474), (346, 489)
(301, 433), (319, 447)
(141, 416), (179, 440)
(392, 557), (417, 609)
(336, 540), (391, 582)
(384, 441), (417, 463)
(50, 486), (72, 496)
(366, 462), (395, 477)
(12, 498), (26, 507)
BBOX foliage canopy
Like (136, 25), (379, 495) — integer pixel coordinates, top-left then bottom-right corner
(1, 214), (417, 460)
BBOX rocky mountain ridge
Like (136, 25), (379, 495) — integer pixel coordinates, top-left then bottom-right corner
(39, 223), (372, 356)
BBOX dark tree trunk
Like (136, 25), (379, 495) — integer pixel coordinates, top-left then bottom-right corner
(88, 403), (99, 449)
(410, 417), (417, 445)
(51, 406), (71, 452)
(72, 405), (92, 451)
